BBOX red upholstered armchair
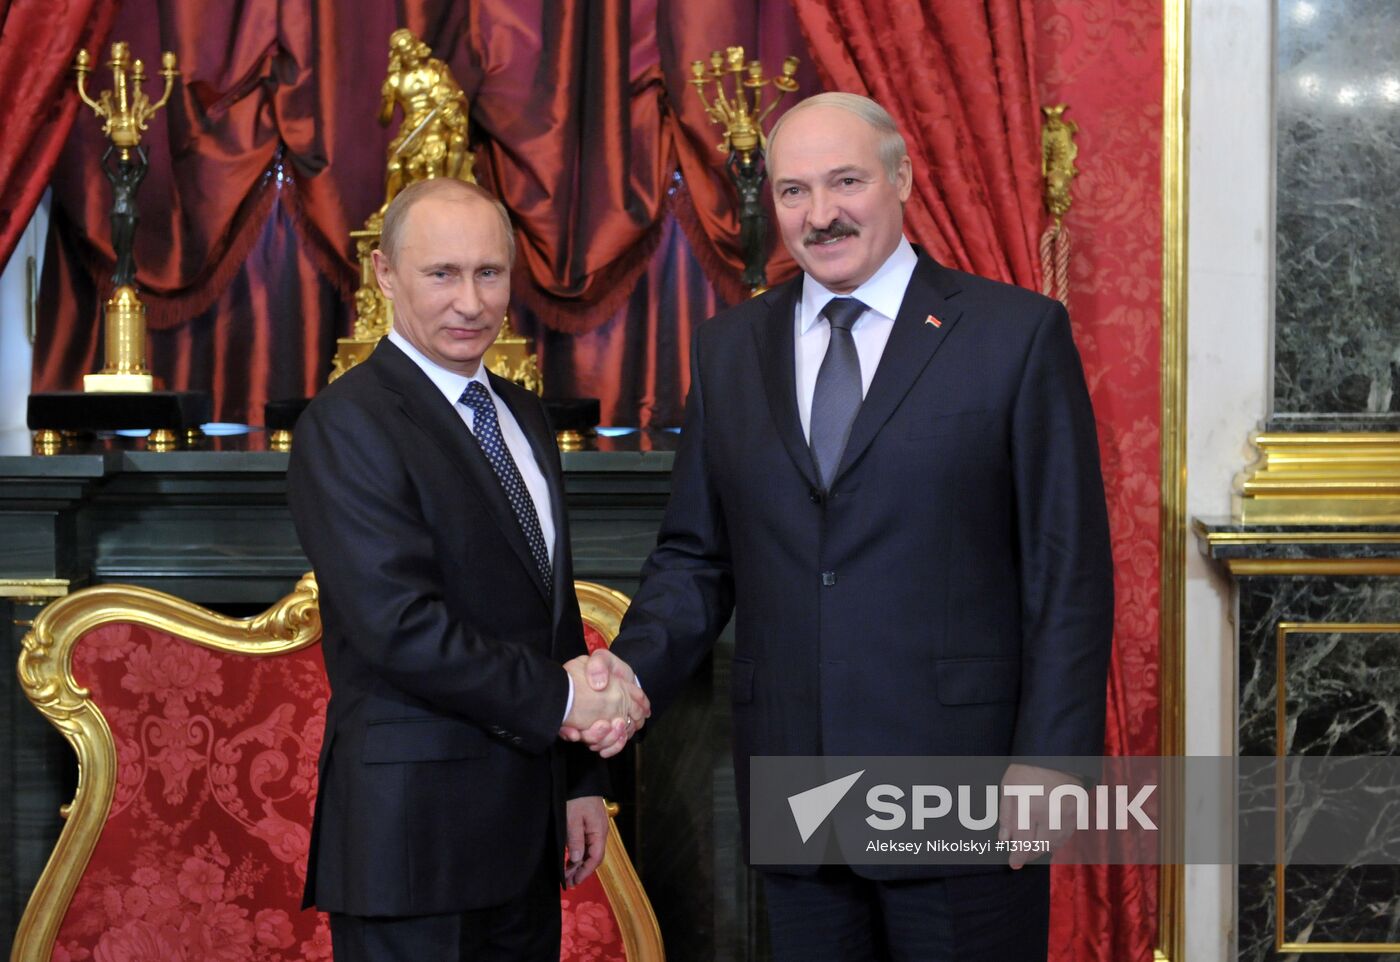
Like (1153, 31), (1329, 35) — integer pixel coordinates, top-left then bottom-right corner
(12, 577), (662, 962)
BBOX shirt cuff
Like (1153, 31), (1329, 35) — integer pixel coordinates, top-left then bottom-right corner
(562, 672), (575, 725)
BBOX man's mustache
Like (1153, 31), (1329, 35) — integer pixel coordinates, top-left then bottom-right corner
(804, 222), (859, 246)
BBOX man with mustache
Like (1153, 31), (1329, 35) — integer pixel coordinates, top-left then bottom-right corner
(574, 93), (1114, 960)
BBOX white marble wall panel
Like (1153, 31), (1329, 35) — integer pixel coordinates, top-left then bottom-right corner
(1187, 2), (1274, 960)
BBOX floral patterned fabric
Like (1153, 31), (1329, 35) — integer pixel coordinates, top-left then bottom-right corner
(560, 884), (625, 962)
(56, 622), (332, 961)
(50, 619), (633, 961)
(1036, 4), (1165, 961)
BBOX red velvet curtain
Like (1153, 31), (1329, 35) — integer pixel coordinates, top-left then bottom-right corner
(1035, 1), (1166, 959)
(790, 0), (1045, 289)
(471, 0), (672, 331)
(0, 0), (119, 270)
(519, 213), (722, 426)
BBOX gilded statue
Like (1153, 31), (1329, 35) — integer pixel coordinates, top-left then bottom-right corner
(379, 29), (474, 203)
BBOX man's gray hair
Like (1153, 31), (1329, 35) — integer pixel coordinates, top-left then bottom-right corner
(767, 92), (909, 184)
(378, 179), (517, 267)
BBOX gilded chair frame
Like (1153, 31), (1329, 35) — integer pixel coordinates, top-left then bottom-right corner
(11, 574), (322, 962)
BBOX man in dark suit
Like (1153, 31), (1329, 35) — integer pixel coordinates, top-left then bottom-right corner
(575, 93), (1114, 960)
(288, 178), (646, 961)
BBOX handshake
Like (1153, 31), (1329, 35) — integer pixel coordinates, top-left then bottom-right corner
(559, 649), (650, 758)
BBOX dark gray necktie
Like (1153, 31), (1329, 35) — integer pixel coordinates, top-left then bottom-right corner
(809, 297), (867, 488)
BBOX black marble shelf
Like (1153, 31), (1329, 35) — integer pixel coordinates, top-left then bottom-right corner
(1266, 414), (1400, 433)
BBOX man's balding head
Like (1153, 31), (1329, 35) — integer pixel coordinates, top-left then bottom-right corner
(768, 92), (909, 186)
(379, 179), (516, 268)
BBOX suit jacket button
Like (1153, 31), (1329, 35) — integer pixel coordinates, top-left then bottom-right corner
(821, 571), (837, 586)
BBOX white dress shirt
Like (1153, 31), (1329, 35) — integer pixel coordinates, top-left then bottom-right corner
(794, 236), (918, 442)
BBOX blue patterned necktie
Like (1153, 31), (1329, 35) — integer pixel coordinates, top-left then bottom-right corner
(809, 297), (867, 488)
(459, 381), (553, 590)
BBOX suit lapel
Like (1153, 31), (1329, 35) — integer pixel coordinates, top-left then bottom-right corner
(369, 341), (551, 605)
(833, 252), (965, 484)
(752, 278), (821, 489)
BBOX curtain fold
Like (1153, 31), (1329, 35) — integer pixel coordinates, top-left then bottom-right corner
(0, 0), (119, 270)
(516, 213), (720, 427)
(471, 0), (672, 332)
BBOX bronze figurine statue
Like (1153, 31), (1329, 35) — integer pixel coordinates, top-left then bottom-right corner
(102, 145), (147, 288)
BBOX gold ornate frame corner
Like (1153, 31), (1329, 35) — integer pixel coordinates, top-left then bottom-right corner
(574, 580), (666, 961)
(10, 575), (321, 962)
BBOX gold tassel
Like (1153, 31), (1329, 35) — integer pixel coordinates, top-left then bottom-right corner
(1040, 104), (1079, 304)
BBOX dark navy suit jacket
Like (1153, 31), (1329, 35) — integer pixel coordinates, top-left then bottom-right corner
(610, 250), (1114, 878)
(288, 338), (604, 915)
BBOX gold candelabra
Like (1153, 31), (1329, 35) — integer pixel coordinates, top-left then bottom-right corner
(689, 47), (798, 164)
(75, 43), (178, 157)
(689, 47), (799, 292)
(73, 42), (179, 393)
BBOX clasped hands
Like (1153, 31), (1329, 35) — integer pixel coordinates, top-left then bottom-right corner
(559, 649), (650, 758)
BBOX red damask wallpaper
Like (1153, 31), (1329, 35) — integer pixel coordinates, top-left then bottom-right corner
(1037, 3), (1163, 961)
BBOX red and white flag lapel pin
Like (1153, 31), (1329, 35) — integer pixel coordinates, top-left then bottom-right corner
(925, 313), (942, 329)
